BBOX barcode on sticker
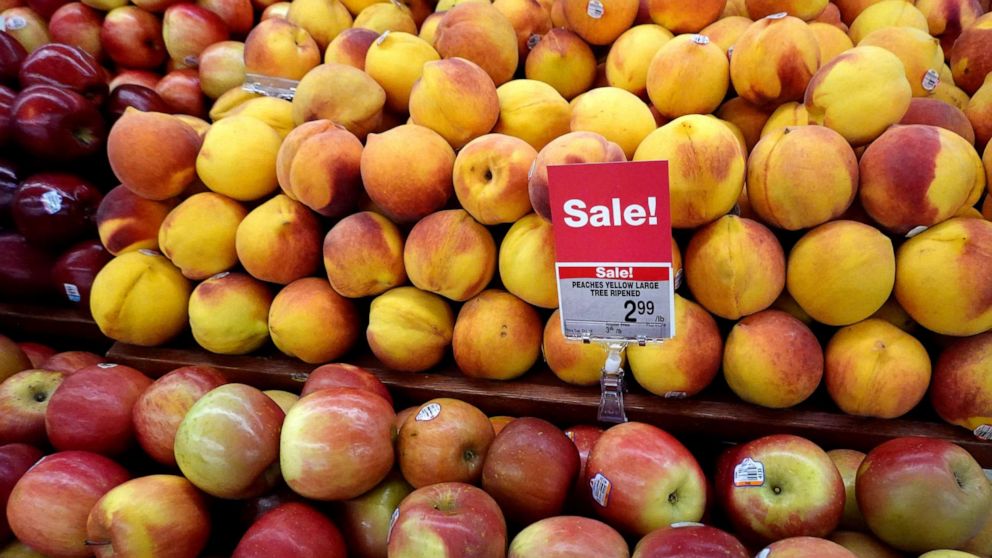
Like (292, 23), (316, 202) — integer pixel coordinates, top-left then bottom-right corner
(922, 69), (940, 92)
(586, 0), (604, 18)
(63, 283), (81, 303)
(589, 472), (612, 507)
(387, 507), (400, 543)
(975, 425), (992, 440)
(734, 457), (764, 487)
(416, 403), (441, 421)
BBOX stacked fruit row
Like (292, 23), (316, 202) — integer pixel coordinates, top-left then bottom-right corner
(0, 335), (990, 557)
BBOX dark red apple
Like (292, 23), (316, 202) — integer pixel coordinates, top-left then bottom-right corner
(0, 158), (19, 228)
(0, 233), (55, 298)
(17, 343), (55, 368)
(233, 502), (347, 558)
(40, 351), (106, 374)
(52, 239), (111, 305)
(155, 68), (205, 117)
(19, 43), (108, 105)
(100, 6), (166, 70)
(48, 3), (105, 61)
(109, 69), (161, 91)
(0, 443), (44, 541)
(12, 85), (107, 161)
(25, 0), (69, 20)
(0, 32), (27, 86)
(0, 84), (15, 148)
(12, 172), (102, 248)
(104, 83), (170, 123)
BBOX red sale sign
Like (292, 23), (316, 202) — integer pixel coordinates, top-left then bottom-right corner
(547, 160), (675, 342)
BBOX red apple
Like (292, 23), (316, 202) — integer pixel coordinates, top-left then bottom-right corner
(86, 474), (210, 558)
(631, 523), (748, 558)
(564, 424), (603, 510)
(508, 515), (628, 558)
(52, 239), (112, 306)
(237, 485), (303, 528)
(397, 398), (496, 488)
(0, 84), (15, 148)
(387, 482), (507, 558)
(829, 531), (904, 558)
(132, 0), (181, 13)
(585, 422), (707, 535)
(759, 536), (857, 557)
(12, 172), (102, 249)
(104, 83), (170, 122)
(11, 85), (106, 160)
(133, 365), (227, 467)
(40, 350), (105, 374)
(481, 417), (579, 524)
(18, 43), (108, 104)
(48, 3), (104, 61)
(827, 449), (867, 531)
(0, 233), (55, 298)
(0, 158), (21, 226)
(338, 471), (413, 558)
(0, 369), (63, 444)
(0, 444), (44, 541)
(233, 502), (346, 558)
(161, 3), (228, 68)
(100, 6), (166, 70)
(0, 32), (27, 85)
(0, 7), (49, 54)
(45, 363), (153, 455)
(25, 0), (67, 19)
(108, 69), (161, 91)
(281, 387), (394, 500)
(6, 451), (129, 558)
(155, 68), (205, 117)
(856, 437), (992, 552)
(197, 0), (251, 37)
(715, 434), (844, 545)
(16, 343), (54, 368)
(301, 363), (393, 405)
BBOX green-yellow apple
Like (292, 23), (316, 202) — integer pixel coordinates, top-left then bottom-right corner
(827, 449), (867, 530)
(509, 516), (628, 558)
(338, 471), (413, 558)
(387, 482), (506, 558)
(397, 398), (495, 488)
(632, 523), (748, 558)
(0, 369), (64, 445)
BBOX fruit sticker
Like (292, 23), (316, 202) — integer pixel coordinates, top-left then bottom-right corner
(387, 507), (400, 543)
(733, 457), (765, 487)
(416, 403), (441, 422)
(975, 425), (992, 441)
(757, 549), (771, 558)
(922, 69), (940, 92)
(63, 284), (81, 303)
(96, 363), (118, 369)
(589, 472), (612, 507)
(586, 0), (604, 18)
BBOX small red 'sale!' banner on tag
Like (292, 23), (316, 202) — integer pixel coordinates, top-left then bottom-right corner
(547, 160), (675, 342)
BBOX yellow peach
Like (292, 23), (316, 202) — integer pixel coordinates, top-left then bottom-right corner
(196, 115), (282, 201)
(158, 193), (247, 280)
(324, 27), (378, 68)
(810, 20), (854, 62)
(646, 33), (729, 119)
(499, 213), (558, 308)
(453, 133), (537, 224)
(648, 0), (724, 32)
(243, 18), (321, 80)
(188, 272), (273, 355)
(605, 24), (672, 96)
(291, 62), (386, 139)
(715, 96), (772, 153)
(107, 110), (202, 201)
(524, 28), (597, 100)
(434, 2), (519, 85)
(364, 31), (440, 113)
(699, 15), (753, 53)
(268, 277), (359, 363)
(403, 209), (497, 302)
(287, 0), (352, 49)
(859, 26), (944, 97)
(542, 309), (614, 385)
(562, 0), (638, 45)
(569, 86), (656, 158)
(323, 211), (407, 298)
(848, 0), (929, 44)
(367, 286), (455, 372)
(528, 131), (626, 219)
(235, 195), (322, 285)
(493, 79), (571, 150)
(729, 14), (821, 107)
(452, 289), (543, 379)
(353, 2), (417, 33)
(409, 58), (500, 149)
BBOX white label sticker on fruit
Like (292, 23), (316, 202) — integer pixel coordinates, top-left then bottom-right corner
(586, 0), (604, 19)
(63, 283), (81, 303)
(663, 391), (687, 399)
(727, 46), (734, 59)
(975, 425), (992, 441)
(673, 268), (684, 291)
(905, 225), (929, 238)
(565, 430), (575, 441)
(138, 249), (159, 256)
(97, 363), (117, 369)
(376, 30), (390, 46)
(670, 521), (704, 528)
(766, 11), (787, 19)
(922, 69), (940, 92)
(211, 272), (231, 280)
(40, 191), (63, 215)
(416, 403), (441, 421)
(527, 34), (541, 50)
(589, 472), (612, 507)
(691, 34), (710, 45)
(733, 457), (765, 487)
(387, 507), (400, 543)
(757, 549), (771, 558)
(1, 16), (26, 30)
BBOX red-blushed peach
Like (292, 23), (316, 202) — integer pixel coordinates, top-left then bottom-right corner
(895, 217), (992, 336)
(433, 2), (518, 86)
(409, 58), (500, 149)
(723, 309), (824, 408)
(235, 195), (322, 285)
(562, 0), (637, 45)
(499, 213), (558, 308)
(453, 133), (536, 225)
(158, 192), (246, 281)
(916, 0), (983, 55)
(364, 31), (439, 113)
(804, 45), (913, 145)
(493, 0), (551, 61)
(284, 128), (363, 218)
(243, 18), (321, 80)
(901, 97), (977, 145)
(986, 138), (992, 185)
(966, 75), (992, 149)
(647, 0), (723, 32)
(268, 278), (359, 364)
(932, 80), (971, 111)
(716, 97), (773, 153)
(859, 125), (979, 234)
(90, 251), (192, 346)
(810, 20), (854, 62)
(324, 27), (377, 68)
(262, 2), (290, 18)
(729, 15), (820, 108)
(360, 123), (455, 223)
(494, 79), (571, 151)
(825, 319), (931, 418)
(787, 220), (895, 326)
(366, 286), (454, 372)
(403, 209), (497, 302)
(528, 131), (626, 219)
(634, 115), (746, 228)
(748, 0), (827, 19)
(760, 101), (809, 137)
(291, 63), (385, 139)
(627, 294), (723, 398)
(524, 27), (597, 100)
(700, 15), (753, 52)
(188, 272), (273, 355)
(950, 12), (992, 95)
(605, 24), (672, 96)
(286, 0), (352, 50)
(542, 310), (618, 385)
(685, 215), (785, 320)
(107, 109), (201, 201)
(353, 2), (417, 34)
(197, 115), (282, 202)
(834, 0), (885, 24)
(848, 0), (930, 44)
(569, 87), (655, 158)
(323, 211), (406, 298)
(646, 33), (729, 120)
(95, 186), (173, 256)
(452, 289), (543, 379)
(771, 290), (815, 325)
(858, 26), (944, 97)
(198, 40), (246, 100)
(747, 125), (858, 230)
(276, 120), (342, 195)
(931, 331), (992, 432)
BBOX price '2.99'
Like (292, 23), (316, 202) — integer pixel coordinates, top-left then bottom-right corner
(623, 300), (654, 322)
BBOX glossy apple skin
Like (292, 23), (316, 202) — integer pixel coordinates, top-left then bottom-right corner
(86, 474), (211, 558)
(12, 85), (107, 161)
(132, 365), (227, 467)
(0, 158), (21, 227)
(18, 43), (108, 104)
(25, 0), (68, 20)
(482, 417), (579, 525)
(100, 6), (166, 70)
(40, 350), (105, 374)
(0, 443), (44, 541)
(233, 502), (346, 558)
(301, 363), (393, 405)
(397, 398), (496, 488)
(632, 524), (748, 558)
(52, 239), (111, 306)
(508, 516), (630, 558)
(564, 424), (603, 511)
(6, 451), (130, 558)
(339, 471), (413, 558)
(0, 85), (14, 148)
(12, 172), (102, 249)
(388, 482), (507, 558)
(47, 3), (104, 61)
(104, 84), (170, 123)
(0, 369), (63, 445)
(17, 343), (55, 368)
(155, 68), (205, 117)
(161, 3), (229, 68)
(0, 233), (54, 298)
(0, 33), (27, 86)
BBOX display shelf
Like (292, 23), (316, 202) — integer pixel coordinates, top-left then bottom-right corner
(105, 342), (992, 467)
(0, 302), (109, 346)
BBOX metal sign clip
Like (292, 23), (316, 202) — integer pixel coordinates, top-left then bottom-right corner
(598, 342), (628, 423)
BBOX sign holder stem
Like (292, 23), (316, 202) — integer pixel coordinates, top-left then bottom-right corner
(598, 342), (628, 424)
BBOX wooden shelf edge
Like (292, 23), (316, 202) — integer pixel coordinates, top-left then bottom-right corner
(105, 343), (992, 467)
(0, 302), (108, 345)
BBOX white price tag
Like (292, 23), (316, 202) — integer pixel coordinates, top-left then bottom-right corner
(589, 473), (612, 507)
(557, 264), (674, 341)
(733, 457), (765, 487)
